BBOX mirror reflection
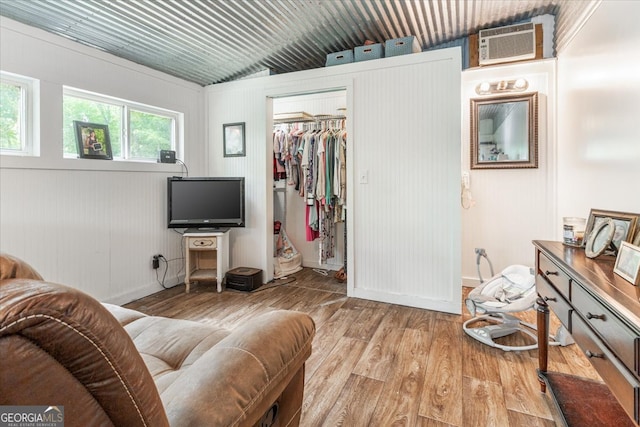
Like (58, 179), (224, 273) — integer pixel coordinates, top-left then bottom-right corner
(471, 92), (538, 169)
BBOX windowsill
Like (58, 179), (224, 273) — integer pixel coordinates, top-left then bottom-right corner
(0, 154), (184, 173)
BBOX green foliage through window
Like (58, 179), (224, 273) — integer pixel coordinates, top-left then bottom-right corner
(63, 97), (121, 157)
(130, 110), (172, 159)
(0, 82), (23, 151)
(63, 89), (178, 161)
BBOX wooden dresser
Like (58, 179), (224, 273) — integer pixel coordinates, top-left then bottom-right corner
(534, 240), (640, 426)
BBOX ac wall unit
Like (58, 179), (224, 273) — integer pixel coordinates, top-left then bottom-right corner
(479, 22), (536, 65)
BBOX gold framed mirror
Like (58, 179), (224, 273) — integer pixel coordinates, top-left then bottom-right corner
(470, 92), (538, 169)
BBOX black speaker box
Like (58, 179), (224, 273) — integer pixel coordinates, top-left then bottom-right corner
(225, 267), (262, 291)
(159, 149), (176, 163)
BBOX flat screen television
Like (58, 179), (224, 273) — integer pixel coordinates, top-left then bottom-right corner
(167, 177), (245, 230)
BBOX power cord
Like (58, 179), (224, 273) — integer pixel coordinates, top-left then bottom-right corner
(475, 248), (494, 284)
(176, 159), (189, 177)
(155, 255), (184, 289)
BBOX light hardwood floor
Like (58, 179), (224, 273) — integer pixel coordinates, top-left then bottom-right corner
(124, 268), (601, 426)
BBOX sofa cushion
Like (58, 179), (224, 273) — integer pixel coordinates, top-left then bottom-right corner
(104, 304), (315, 427)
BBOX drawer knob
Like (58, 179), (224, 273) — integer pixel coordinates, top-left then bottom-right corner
(586, 312), (605, 320)
(585, 350), (604, 359)
(545, 270), (559, 276)
(543, 296), (557, 302)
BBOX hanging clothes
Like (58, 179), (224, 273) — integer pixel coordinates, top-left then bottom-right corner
(273, 117), (347, 264)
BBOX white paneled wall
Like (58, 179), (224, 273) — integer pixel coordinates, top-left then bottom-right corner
(1, 169), (184, 301)
(556, 1), (640, 219)
(461, 60), (556, 286)
(4, 4), (638, 308)
(0, 18), (204, 303)
(208, 49), (462, 313)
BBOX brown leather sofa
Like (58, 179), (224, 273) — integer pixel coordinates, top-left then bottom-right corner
(0, 254), (315, 427)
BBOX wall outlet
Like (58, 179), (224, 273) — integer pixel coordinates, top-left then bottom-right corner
(359, 170), (368, 184)
(152, 255), (160, 269)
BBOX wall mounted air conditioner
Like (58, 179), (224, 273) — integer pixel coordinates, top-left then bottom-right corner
(479, 22), (536, 65)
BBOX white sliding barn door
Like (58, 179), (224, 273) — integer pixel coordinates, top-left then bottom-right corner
(349, 54), (461, 314)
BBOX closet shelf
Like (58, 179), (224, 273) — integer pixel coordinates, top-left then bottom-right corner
(274, 111), (315, 123)
(313, 114), (346, 121)
(273, 112), (346, 124)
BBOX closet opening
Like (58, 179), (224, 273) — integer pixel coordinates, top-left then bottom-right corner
(269, 89), (348, 284)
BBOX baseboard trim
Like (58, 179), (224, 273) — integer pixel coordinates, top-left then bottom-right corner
(103, 275), (184, 305)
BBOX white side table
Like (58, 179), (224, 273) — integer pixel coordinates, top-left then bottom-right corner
(183, 230), (229, 293)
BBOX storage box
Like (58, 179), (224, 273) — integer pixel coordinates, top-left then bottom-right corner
(325, 49), (354, 67)
(225, 267), (262, 292)
(354, 43), (384, 62)
(385, 36), (422, 57)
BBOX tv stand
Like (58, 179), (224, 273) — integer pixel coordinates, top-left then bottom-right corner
(183, 229), (229, 293)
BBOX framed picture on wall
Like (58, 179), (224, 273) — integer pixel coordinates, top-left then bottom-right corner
(74, 121), (113, 160)
(223, 122), (245, 157)
(583, 209), (638, 253)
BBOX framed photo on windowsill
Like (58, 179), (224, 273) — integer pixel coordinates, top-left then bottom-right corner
(223, 122), (245, 157)
(74, 121), (113, 160)
(614, 241), (640, 286)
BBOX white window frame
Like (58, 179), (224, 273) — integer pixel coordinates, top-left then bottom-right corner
(0, 71), (39, 157)
(63, 87), (182, 162)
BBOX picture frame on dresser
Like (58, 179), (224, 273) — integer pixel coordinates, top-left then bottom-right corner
(583, 209), (638, 253)
(584, 217), (616, 258)
(614, 241), (640, 286)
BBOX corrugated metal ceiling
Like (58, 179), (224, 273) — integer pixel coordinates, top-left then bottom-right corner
(0, 0), (599, 86)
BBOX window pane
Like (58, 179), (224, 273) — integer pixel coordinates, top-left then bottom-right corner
(63, 96), (122, 157)
(129, 110), (172, 160)
(0, 82), (23, 151)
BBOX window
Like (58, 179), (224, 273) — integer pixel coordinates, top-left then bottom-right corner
(0, 72), (38, 156)
(63, 88), (181, 161)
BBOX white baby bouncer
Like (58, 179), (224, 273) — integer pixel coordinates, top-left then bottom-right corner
(463, 249), (572, 351)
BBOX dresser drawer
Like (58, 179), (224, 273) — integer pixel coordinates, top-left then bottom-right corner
(188, 237), (217, 249)
(573, 283), (640, 376)
(536, 274), (572, 329)
(538, 253), (571, 298)
(572, 313), (640, 423)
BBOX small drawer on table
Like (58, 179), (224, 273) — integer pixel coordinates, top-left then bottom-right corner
(538, 253), (571, 298)
(572, 313), (640, 423)
(573, 283), (640, 376)
(188, 237), (217, 249)
(536, 274), (572, 329)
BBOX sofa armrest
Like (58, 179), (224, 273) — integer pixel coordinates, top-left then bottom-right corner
(158, 310), (315, 427)
(0, 279), (169, 427)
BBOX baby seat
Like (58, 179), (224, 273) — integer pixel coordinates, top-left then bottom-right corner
(463, 264), (541, 351)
